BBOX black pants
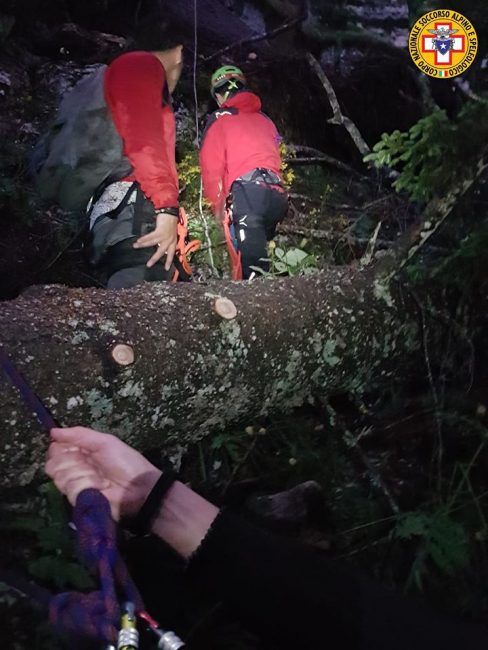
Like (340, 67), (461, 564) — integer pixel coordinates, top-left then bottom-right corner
(87, 183), (172, 288)
(229, 180), (288, 279)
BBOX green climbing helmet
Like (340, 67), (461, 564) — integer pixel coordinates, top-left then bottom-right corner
(210, 65), (246, 100)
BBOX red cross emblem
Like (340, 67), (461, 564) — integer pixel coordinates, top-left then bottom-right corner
(422, 22), (466, 65)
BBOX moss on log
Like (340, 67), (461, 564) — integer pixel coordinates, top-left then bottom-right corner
(0, 268), (421, 488)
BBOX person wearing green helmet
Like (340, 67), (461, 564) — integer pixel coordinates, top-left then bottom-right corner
(210, 65), (247, 102)
(200, 64), (288, 279)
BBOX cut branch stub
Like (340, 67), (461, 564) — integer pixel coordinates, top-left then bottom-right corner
(213, 297), (238, 320)
(111, 343), (135, 366)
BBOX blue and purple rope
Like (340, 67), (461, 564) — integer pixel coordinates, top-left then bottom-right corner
(50, 489), (144, 645)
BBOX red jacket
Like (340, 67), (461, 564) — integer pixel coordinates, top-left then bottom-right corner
(199, 91), (283, 215)
(104, 51), (179, 209)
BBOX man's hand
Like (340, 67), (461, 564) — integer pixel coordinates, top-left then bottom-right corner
(133, 211), (178, 270)
(45, 427), (161, 520)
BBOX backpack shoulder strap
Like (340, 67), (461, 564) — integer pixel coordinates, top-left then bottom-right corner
(201, 107), (239, 146)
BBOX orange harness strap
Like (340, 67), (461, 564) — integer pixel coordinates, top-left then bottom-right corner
(222, 207), (243, 281)
(171, 208), (201, 282)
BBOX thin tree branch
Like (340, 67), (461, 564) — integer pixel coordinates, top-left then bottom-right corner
(286, 156), (364, 177)
(360, 220), (383, 266)
(453, 78), (487, 103)
(396, 152), (488, 273)
(201, 15), (306, 63)
(306, 52), (371, 156)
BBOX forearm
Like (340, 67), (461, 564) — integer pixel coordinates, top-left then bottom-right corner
(150, 481), (219, 559)
(182, 511), (488, 650)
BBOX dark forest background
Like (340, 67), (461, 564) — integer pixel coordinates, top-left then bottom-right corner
(0, 0), (487, 648)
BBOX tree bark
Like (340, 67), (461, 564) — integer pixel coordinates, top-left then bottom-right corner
(0, 268), (421, 488)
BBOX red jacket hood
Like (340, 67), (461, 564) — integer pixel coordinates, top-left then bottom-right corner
(223, 91), (262, 113)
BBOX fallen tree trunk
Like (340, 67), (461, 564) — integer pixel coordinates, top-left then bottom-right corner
(0, 267), (421, 487)
(2, 151), (485, 489)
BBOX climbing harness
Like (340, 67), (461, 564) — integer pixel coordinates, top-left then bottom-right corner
(87, 185), (200, 283)
(0, 348), (185, 649)
(236, 168), (284, 192)
(172, 207), (201, 282)
(223, 205), (243, 281)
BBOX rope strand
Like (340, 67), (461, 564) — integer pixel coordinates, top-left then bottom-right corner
(193, 0), (217, 275)
(49, 489), (144, 645)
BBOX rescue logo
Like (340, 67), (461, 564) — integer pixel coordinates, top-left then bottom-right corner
(408, 10), (477, 79)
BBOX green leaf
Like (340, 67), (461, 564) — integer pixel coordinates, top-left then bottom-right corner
(394, 512), (429, 539)
(426, 513), (469, 575)
(37, 525), (71, 553)
(274, 261), (287, 273)
(211, 434), (227, 450)
(28, 556), (93, 590)
(283, 248), (309, 267)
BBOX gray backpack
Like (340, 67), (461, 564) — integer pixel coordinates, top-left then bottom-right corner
(31, 65), (131, 212)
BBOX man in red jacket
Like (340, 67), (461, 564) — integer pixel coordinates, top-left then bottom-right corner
(88, 41), (183, 288)
(199, 66), (288, 280)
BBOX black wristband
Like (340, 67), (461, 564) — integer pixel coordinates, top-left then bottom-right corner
(156, 207), (179, 217)
(125, 471), (177, 536)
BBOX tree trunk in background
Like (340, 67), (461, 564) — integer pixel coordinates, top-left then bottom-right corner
(0, 268), (421, 487)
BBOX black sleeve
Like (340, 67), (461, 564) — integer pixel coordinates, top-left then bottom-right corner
(185, 510), (488, 649)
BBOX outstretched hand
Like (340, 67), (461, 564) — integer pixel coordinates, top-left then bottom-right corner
(45, 427), (161, 520)
(133, 211), (178, 270)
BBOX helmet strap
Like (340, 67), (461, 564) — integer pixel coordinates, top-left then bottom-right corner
(220, 79), (240, 104)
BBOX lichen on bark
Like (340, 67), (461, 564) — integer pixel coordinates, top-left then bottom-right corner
(0, 267), (422, 488)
